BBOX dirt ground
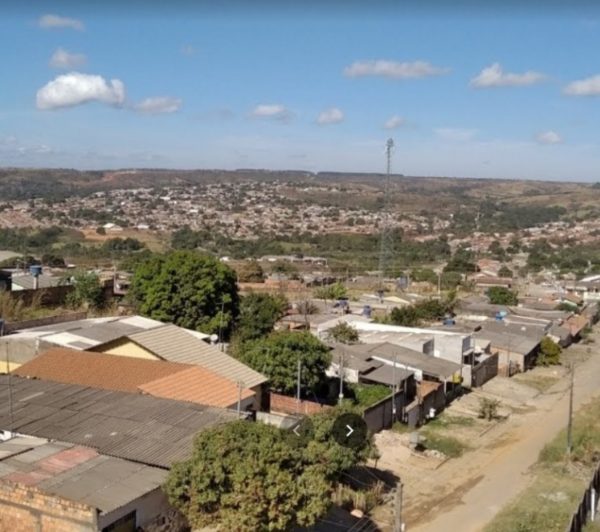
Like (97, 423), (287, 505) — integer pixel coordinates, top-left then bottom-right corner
(368, 333), (600, 532)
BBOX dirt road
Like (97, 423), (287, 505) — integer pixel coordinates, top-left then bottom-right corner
(411, 342), (600, 532)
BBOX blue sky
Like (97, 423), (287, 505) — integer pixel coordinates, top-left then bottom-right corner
(1, 1), (600, 180)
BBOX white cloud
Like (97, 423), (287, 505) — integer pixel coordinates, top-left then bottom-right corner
(470, 63), (546, 88)
(536, 130), (562, 145)
(564, 74), (600, 96)
(316, 107), (344, 125)
(344, 60), (449, 79)
(250, 104), (292, 122)
(134, 97), (182, 114)
(49, 48), (87, 69)
(38, 14), (84, 31)
(384, 115), (405, 129)
(36, 72), (125, 110)
(435, 128), (478, 142)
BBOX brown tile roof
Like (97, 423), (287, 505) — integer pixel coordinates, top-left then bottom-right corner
(138, 366), (255, 408)
(13, 347), (190, 392)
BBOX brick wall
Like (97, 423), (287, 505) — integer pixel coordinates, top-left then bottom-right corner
(0, 482), (97, 532)
(269, 392), (331, 416)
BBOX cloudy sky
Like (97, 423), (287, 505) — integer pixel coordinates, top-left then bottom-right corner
(2, 1), (600, 180)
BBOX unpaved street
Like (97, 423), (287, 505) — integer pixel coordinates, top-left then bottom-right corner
(372, 337), (600, 532)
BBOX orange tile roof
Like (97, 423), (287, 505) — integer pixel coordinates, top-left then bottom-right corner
(13, 347), (190, 392)
(138, 366), (254, 408)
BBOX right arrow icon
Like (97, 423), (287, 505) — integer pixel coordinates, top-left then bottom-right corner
(345, 424), (354, 437)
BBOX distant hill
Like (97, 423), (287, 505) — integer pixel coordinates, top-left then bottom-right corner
(0, 167), (598, 215)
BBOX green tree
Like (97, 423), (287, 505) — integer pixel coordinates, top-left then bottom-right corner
(96, 226), (106, 235)
(234, 293), (288, 343)
(314, 282), (347, 301)
(487, 286), (518, 305)
(498, 265), (513, 278)
(41, 253), (66, 268)
(129, 250), (239, 336)
(237, 331), (331, 395)
(236, 260), (265, 282)
(326, 322), (360, 344)
(164, 421), (331, 531)
(537, 337), (561, 366)
(65, 271), (104, 309)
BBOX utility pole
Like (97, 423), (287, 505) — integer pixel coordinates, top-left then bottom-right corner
(237, 381), (244, 418)
(394, 480), (403, 532)
(296, 357), (302, 414)
(567, 362), (575, 455)
(392, 355), (398, 419)
(338, 349), (344, 404)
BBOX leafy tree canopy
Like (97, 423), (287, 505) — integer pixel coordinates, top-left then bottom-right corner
(487, 286), (518, 305)
(236, 260), (265, 283)
(233, 293), (288, 344)
(326, 322), (360, 344)
(236, 331), (331, 395)
(538, 337), (561, 366)
(314, 282), (347, 301)
(498, 265), (513, 278)
(65, 271), (104, 310)
(129, 250), (239, 336)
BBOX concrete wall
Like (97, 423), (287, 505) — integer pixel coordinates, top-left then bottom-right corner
(269, 392), (331, 416)
(0, 482), (98, 532)
(3, 312), (87, 335)
(471, 353), (499, 388)
(98, 487), (171, 530)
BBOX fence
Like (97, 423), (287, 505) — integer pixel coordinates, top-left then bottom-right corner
(566, 462), (600, 532)
(362, 391), (405, 433)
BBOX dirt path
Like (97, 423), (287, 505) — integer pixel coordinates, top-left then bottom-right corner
(409, 342), (600, 532)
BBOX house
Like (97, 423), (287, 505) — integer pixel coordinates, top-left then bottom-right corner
(473, 329), (540, 376)
(0, 436), (173, 531)
(565, 314), (590, 341)
(13, 347), (256, 410)
(0, 376), (240, 469)
(91, 324), (268, 410)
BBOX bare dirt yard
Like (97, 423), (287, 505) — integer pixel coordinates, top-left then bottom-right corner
(368, 333), (600, 532)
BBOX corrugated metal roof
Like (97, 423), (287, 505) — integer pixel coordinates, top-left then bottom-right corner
(14, 348), (191, 393)
(0, 436), (167, 514)
(360, 364), (414, 386)
(127, 324), (267, 388)
(0, 376), (239, 468)
(139, 366), (254, 408)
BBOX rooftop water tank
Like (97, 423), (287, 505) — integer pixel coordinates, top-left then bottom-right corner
(29, 265), (42, 277)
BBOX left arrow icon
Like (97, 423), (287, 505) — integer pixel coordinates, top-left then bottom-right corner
(293, 425), (301, 436)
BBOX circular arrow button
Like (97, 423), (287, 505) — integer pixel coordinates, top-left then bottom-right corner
(332, 413), (368, 449)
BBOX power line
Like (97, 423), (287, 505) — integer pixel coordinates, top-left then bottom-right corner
(378, 138), (395, 294)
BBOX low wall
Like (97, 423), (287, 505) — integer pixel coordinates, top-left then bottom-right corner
(269, 392), (332, 416)
(362, 391), (406, 433)
(0, 481), (98, 532)
(3, 311), (87, 335)
(472, 353), (499, 388)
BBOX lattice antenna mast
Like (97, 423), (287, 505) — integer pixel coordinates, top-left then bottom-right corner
(378, 138), (395, 288)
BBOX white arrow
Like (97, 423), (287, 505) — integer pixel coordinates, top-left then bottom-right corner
(346, 424), (354, 437)
(293, 425), (301, 436)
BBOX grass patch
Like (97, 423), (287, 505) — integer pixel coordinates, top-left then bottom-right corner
(421, 431), (469, 458)
(348, 383), (391, 409)
(484, 396), (600, 532)
(427, 414), (476, 429)
(512, 373), (561, 393)
(391, 422), (413, 435)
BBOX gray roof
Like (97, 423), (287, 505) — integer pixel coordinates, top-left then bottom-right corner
(473, 330), (540, 356)
(0, 437), (166, 515)
(337, 342), (460, 381)
(126, 324), (267, 388)
(478, 320), (546, 341)
(364, 342), (462, 379)
(0, 376), (239, 468)
(329, 343), (383, 373)
(361, 364), (414, 386)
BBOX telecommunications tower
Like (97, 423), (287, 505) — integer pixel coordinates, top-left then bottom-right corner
(378, 138), (395, 291)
